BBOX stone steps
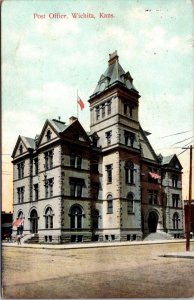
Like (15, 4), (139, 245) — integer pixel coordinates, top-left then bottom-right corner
(143, 232), (173, 241)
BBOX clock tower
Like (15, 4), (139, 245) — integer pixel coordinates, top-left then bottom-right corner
(89, 51), (142, 241)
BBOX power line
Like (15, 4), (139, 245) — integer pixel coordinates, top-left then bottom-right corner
(172, 136), (194, 146)
(178, 149), (188, 156)
(160, 130), (193, 138)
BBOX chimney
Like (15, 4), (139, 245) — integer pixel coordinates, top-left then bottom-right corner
(108, 50), (119, 65)
(69, 116), (78, 124)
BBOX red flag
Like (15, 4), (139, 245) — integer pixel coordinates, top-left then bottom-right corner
(12, 218), (23, 227)
(77, 96), (85, 110)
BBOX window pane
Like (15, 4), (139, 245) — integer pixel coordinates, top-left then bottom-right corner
(77, 156), (82, 169)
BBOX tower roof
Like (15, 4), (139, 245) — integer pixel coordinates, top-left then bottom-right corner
(92, 51), (138, 96)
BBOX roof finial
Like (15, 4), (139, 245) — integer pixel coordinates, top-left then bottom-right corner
(108, 50), (119, 65)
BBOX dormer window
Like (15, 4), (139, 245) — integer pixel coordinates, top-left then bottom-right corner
(46, 129), (52, 141)
(19, 144), (23, 155)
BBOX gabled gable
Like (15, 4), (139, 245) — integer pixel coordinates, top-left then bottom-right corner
(61, 119), (91, 145)
(139, 125), (159, 162)
(37, 119), (67, 147)
(162, 154), (183, 171)
(12, 135), (35, 158)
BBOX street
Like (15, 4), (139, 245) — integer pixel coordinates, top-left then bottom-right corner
(2, 241), (194, 298)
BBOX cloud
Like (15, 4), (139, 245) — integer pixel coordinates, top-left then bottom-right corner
(26, 82), (81, 117)
(2, 110), (42, 149)
(126, 5), (149, 20)
(34, 17), (80, 40)
(16, 43), (48, 60)
(142, 26), (191, 54)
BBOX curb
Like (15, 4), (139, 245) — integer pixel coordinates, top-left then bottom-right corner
(2, 239), (194, 250)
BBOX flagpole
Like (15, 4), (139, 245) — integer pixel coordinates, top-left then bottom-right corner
(77, 89), (79, 119)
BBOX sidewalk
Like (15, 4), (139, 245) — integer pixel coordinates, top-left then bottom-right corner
(162, 251), (194, 259)
(2, 238), (194, 254)
(3, 240), (194, 259)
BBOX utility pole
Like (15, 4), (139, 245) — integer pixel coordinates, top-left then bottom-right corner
(182, 145), (193, 251)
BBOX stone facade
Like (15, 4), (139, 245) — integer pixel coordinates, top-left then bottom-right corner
(12, 51), (184, 243)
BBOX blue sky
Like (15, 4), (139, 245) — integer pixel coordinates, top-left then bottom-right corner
(2, 0), (194, 211)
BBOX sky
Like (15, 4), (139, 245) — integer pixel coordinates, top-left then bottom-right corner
(2, 0), (194, 212)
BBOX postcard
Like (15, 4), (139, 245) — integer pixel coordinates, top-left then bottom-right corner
(2, 0), (194, 298)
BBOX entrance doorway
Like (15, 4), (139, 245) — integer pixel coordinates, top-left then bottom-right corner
(30, 209), (38, 233)
(148, 211), (158, 233)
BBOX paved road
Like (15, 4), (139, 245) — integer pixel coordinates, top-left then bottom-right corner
(2, 241), (194, 298)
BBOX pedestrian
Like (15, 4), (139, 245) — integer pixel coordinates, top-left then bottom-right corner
(17, 235), (21, 245)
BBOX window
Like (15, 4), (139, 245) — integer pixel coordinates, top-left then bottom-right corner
(46, 129), (52, 141)
(127, 193), (134, 213)
(124, 131), (135, 147)
(96, 106), (100, 120)
(70, 155), (82, 169)
(127, 234), (131, 241)
(70, 205), (84, 229)
(148, 190), (158, 205)
(34, 184), (39, 201)
(172, 175), (178, 188)
(105, 131), (112, 146)
(45, 207), (53, 229)
(17, 162), (24, 179)
(107, 194), (113, 214)
(172, 194), (179, 208)
(44, 150), (53, 170)
(17, 187), (24, 203)
(125, 161), (135, 184)
(19, 144), (23, 154)
(34, 158), (38, 175)
(69, 178), (84, 197)
(102, 104), (105, 118)
(106, 164), (112, 183)
(107, 101), (111, 115)
(45, 178), (54, 198)
(172, 213), (179, 229)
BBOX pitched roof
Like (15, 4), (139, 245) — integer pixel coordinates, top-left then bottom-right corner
(92, 51), (138, 96)
(49, 119), (68, 133)
(162, 154), (175, 165)
(21, 136), (36, 150)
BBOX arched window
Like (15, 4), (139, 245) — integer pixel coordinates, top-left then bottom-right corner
(92, 209), (100, 229)
(127, 192), (134, 213)
(125, 161), (135, 184)
(18, 211), (24, 219)
(30, 209), (38, 233)
(45, 207), (54, 229)
(46, 129), (52, 141)
(173, 213), (179, 229)
(70, 205), (84, 229)
(16, 211), (24, 235)
(107, 194), (113, 214)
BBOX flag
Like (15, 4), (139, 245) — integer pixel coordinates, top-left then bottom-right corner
(12, 218), (23, 227)
(77, 96), (85, 110)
